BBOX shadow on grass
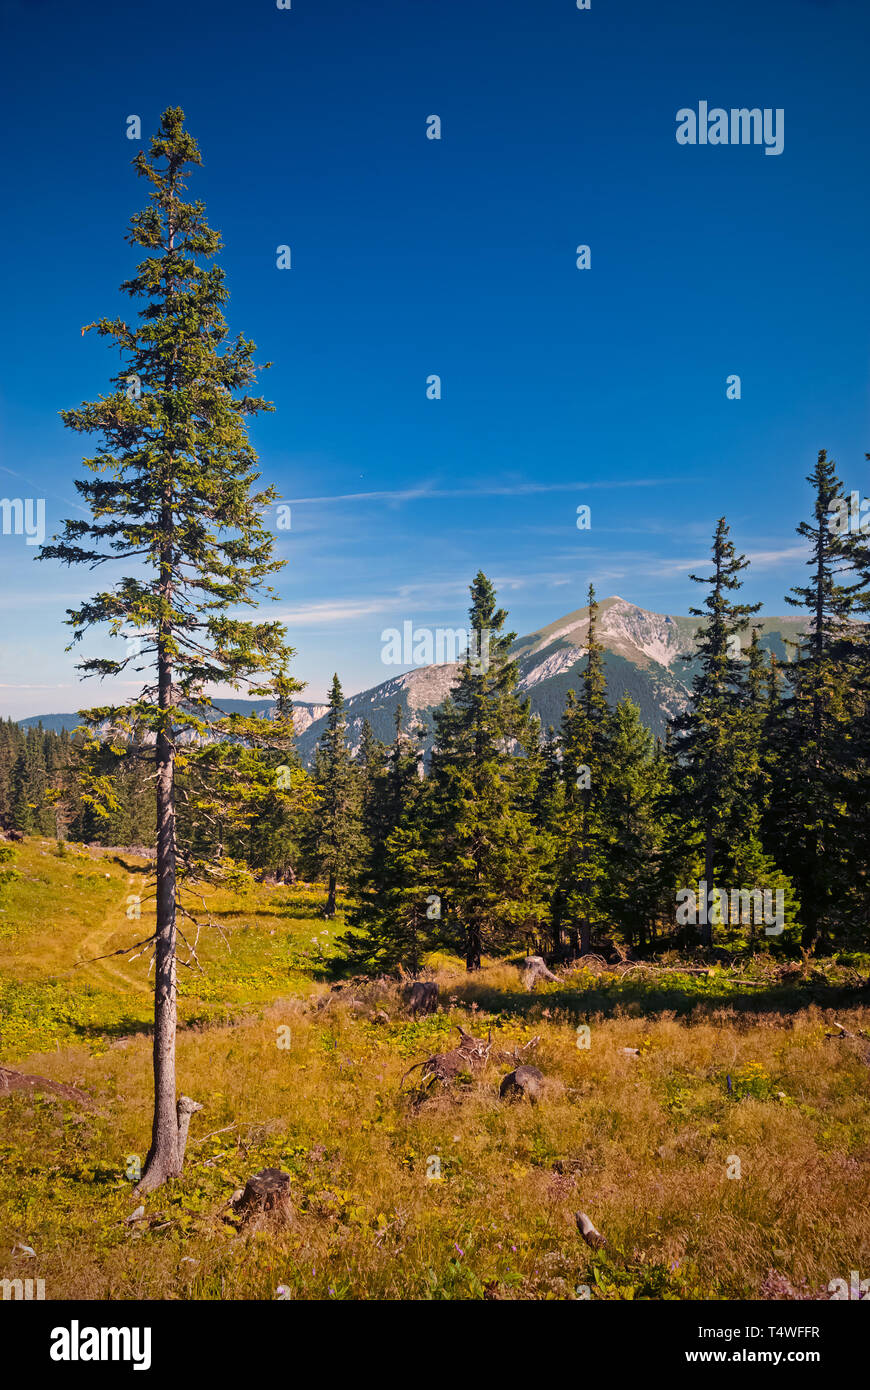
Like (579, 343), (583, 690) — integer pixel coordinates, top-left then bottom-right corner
(202, 906), (318, 922)
(427, 977), (870, 1022)
(108, 856), (153, 876)
(67, 1007), (255, 1041)
(203, 899), (345, 923)
(67, 1016), (153, 1041)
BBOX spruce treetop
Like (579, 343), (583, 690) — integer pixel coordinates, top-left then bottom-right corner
(40, 106), (292, 735)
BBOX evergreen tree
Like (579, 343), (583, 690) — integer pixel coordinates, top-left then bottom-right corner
(342, 705), (435, 972)
(0, 720), (19, 826)
(669, 519), (761, 946)
(357, 716), (391, 870)
(551, 585), (612, 955)
(775, 451), (856, 947)
(12, 728), (51, 836)
(837, 449), (870, 945)
(45, 727), (79, 842)
(429, 572), (547, 970)
(309, 674), (364, 917)
(603, 697), (665, 951)
(207, 678), (313, 882)
(38, 109), (297, 1193)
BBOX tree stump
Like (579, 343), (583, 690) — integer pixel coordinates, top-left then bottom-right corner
(401, 1025), (492, 1092)
(176, 1095), (203, 1169)
(406, 981), (438, 1016)
(232, 1168), (294, 1226)
(521, 956), (557, 992)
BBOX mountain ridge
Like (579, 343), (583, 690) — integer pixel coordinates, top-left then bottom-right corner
(16, 597), (807, 761)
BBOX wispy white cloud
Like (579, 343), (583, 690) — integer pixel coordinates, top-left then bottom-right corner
(281, 477), (693, 506)
(271, 577), (485, 627)
(746, 544), (813, 569)
(0, 464), (88, 515)
(274, 599), (402, 626)
(648, 543), (812, 579)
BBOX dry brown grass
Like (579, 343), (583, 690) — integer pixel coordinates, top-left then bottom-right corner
(1, 843), (869, 1300)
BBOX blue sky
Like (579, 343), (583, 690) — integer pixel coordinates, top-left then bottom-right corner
(1, 0), (868, 717)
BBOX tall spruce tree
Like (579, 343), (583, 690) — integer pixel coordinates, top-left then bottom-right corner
(12, 728), (51, 836)
(429, 572), (546, 970)
(357, 716), (391, 867)
(603, 696), (665, 951)
(310, 674), (364, 917)
(669, 519), (761, 946)
(342, 705), (435, 972)
(38, 109), (297, 1192)
(215, 678), (312, 881)
(822, 444), (861, 945)
(774, 451), (856, 947)
(552, 585), (612, 955)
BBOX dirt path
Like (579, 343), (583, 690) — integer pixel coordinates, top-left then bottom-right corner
(76, 873), (153, 997)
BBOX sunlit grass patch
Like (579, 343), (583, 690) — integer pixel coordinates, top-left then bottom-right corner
(0, 840), (868, 1299)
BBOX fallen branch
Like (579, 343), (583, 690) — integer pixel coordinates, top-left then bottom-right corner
(575, 1211), (606, 1249)
(190, 1122), (238, 1146)
(73, 932), (156, 968)
(826, 1021), (869, 1040)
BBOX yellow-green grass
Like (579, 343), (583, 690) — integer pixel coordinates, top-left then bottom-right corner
(1, 838), (869, 1300)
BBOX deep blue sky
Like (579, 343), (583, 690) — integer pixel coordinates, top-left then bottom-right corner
(1, 0), (868, 716)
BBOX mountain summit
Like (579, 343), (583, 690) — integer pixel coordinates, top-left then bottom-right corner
(18, 598), (807, 760)
(292, 597), (805, 762)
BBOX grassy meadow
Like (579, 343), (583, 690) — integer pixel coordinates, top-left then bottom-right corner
(1, 837), (869, 1301)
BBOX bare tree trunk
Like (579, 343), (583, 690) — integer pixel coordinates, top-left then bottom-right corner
(465, 920), (481, 972)
(700, 830), (714, 948)
(130, 181), (202, 1196)
(137, 223), (182, 1192)
(324, 871), (337, 918)
(551, 894), (564, 955)
(136, 664), (180, 1193)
